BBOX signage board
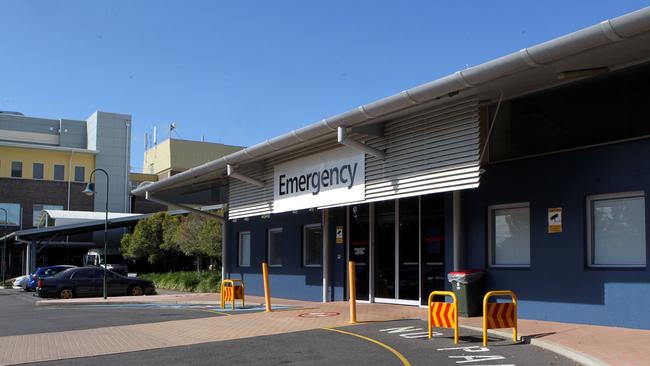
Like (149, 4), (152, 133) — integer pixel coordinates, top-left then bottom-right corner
(336, 226), (344, 244)
(273, 147), (365, 213)
(548, 207), (562, 233)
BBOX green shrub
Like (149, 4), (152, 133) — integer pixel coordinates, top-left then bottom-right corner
(138, 271), (221, 293)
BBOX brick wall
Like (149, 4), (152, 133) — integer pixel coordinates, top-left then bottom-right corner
(0, 178), (94, 232)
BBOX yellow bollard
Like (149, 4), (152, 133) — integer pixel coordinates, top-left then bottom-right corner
(262, 262), (272, 312)
(348, 261), (357, 324)
(428, 291), (459, 344)
(482, 290), (518, 346)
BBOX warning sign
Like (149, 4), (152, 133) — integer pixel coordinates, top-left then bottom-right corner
(548, 207), (562, 233)
(336, 226), (344, 244)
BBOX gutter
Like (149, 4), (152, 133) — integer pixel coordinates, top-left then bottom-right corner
(132, 6), (650, 197)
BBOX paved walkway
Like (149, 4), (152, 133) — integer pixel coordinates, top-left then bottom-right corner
(0, 293), (646, 365)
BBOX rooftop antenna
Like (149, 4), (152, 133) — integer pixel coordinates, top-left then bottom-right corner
(153, 126), (157, 145)
(144, 132), (148, 150)
(169, 122), (176, 139)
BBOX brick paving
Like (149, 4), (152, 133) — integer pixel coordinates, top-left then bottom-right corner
(2, 293), (648, 365)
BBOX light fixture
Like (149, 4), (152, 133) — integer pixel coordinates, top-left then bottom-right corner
(557, 67), (609, 80)
(82, 182), (96, 196)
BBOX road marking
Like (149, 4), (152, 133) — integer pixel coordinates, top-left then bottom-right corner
(323, 327), (412, 366)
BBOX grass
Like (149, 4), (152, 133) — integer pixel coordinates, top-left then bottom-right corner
(138, 271), (221, 293)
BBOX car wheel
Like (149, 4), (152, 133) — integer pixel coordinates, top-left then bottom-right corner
(128, 285), (144, 296)
(58, 288), (74, 300)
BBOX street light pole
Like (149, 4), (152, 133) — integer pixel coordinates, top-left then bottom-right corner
(0, 208), (7, 288)
(82, 169), (109, 300)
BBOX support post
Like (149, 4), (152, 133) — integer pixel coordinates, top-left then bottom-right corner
(348, 261), (357, 324)
(322, 208), (329, 303)
(262, 262), (272, 312)
(452, 191), (463, 271)
(221, 215), (228, 280)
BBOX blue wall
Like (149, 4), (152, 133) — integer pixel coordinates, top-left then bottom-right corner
(464, 139), (650, 329)
(326, 207), (347, 301)
(227, 210), (325, 302)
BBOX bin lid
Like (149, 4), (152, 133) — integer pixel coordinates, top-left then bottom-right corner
(448, 269), (484, 275)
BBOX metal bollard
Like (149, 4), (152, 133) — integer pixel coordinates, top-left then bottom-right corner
(348, 261), (357, 324)
(262, 262), (272, 312)
(428, 290), (459, 344)
(482, 290), (518, 346)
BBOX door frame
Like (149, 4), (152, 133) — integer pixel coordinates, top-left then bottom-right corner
(371, 198), (422, 306)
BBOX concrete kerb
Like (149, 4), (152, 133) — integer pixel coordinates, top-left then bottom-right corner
(460, 324), (608, 366)
(35, 299), (220, 307)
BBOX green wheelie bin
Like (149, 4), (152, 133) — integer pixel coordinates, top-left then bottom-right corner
(448, 270), (485, 317)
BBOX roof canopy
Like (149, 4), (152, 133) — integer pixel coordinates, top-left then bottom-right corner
(132, 7), (650, 202)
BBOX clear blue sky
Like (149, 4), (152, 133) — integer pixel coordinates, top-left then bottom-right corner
(1, 1), (647, 171)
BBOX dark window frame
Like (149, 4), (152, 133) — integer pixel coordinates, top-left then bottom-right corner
(32, 163), (44, 180)
(11, 161), (22, 178)
(53, 164), (65, 181)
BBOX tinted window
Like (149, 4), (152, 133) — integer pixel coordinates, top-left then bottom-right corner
(489, 63), (650, 162)
(588, 193), (646, 267)
(0, 203), (21, 226)
(11, 161), (22, 178)
(74, 166), (85, 182)
(54, 165), (65, 181)
(489, 204), (531, 267)
(33, 163), (44, 179)
(268, 228), (283, 266)
(72, 270), (95, 279)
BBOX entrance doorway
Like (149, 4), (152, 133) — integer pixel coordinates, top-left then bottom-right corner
(347, 194), (446, 306)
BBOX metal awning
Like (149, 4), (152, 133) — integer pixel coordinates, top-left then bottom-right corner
(132, 7), (650, 204)
(1, 210), (189, 243)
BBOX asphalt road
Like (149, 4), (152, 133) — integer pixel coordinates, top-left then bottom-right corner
(26, 319), (578, 366)
(0, 289), (219, 337)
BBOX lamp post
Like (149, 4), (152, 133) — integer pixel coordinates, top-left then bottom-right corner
(0, 208), (7, 288)
(82, 168), (109, 300)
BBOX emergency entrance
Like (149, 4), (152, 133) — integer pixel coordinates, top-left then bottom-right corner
(348, 194), (447, 305)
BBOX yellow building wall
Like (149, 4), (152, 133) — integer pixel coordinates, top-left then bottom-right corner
(143, 139), (243, 177)
(169, 139), (243, 171)
(0, 146), (96, 182)
(143, 139), (171, 175)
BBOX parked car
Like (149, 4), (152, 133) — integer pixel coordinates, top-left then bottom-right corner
(12, 275), (29, 290)
(36, 267), (156, 299)
(27, 265), (77, 291)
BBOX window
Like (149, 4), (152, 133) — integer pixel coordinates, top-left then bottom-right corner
(11, 161), (22, 178)
(488, 64), (650, 162)
(0, 203), (21, 226)
(32, 204), (64, 227)
(587, 192), (646, 267)
(72, 269), (95, 279)
(74, 166), (85, 182)
(53, 165), (65, 181)
(238, 232), (251, 267)
(303, 224), (322, 267)
(488, 203), (531, 267)
(267, 228), (283, 267)
(32, 163), (44, 179)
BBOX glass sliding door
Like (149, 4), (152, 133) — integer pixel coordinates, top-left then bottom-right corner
(421, 194), (446, 305)
(374, 200), (396, 300)
(398, 197), (420, 301)
(349, 204), (370, 300)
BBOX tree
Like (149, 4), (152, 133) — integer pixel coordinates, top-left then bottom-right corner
(120, 213), (167, 264)
(173, 213), (222, 271)
(120, 211), (223, 272)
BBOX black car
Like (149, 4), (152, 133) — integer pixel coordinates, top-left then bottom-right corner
(36, 267), (156, 299)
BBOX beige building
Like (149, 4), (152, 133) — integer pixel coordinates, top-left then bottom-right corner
(143, 138), (244, 179)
